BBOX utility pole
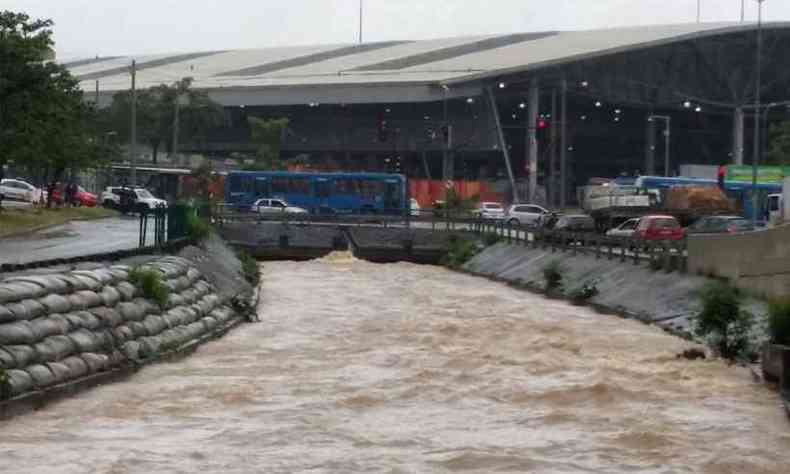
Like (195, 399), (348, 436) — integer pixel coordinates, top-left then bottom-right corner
(697, 0), (701, 23)
(172, 97), (180, 165)
(94, 80), (99, 105)
(130, 59), (137, 186)
(359, 0), (363, 44)
(751, 0), (766, 228)
(648, 115), (671, 177)
(741, 0), (746, 21)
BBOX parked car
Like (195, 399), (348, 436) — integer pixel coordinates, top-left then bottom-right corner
(477, 202), (506, 220)
(110, 187), (166, 214)
(251, 198), (307, 215)
(685, 215), (754, 235)
(635, 215), (684, 241)
(410, 198), (421, 217)
(50, 185), (98, 207)
(0, 179), (42, 204)
(506, 204), (550, 227)
(553, 214), (596, 232)
(605, 218), (640, 238)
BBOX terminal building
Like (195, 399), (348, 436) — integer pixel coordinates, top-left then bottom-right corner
(67, 22), (790, 206)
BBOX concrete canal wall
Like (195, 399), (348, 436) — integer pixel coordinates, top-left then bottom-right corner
(0, 235), (254, 417)
(688, 224), (790, 300)
(464, 243), (734, 335)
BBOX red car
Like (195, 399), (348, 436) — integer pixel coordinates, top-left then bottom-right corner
(49, 185), (97, 207)
(635, 215), (684, 241)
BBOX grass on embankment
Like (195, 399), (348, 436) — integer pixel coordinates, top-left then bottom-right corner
(0, 206), (119, 237)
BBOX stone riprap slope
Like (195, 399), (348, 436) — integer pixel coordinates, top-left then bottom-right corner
(0, 256), (240, 400)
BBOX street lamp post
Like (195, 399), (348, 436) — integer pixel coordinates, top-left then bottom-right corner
(648, 115), (672, 177)
(751, 0), (766, 227)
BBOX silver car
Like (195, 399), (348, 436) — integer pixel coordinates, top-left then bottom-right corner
(477, 202), (506, 220)
(605, 218), (639, 238)
(251, 198), (308, 215)
(506, 204), (549, 227)
(0, 179), (42, 204)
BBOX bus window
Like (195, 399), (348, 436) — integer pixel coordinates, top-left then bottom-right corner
(272, 178), (289, 194)
(254, 178), (269, 196)
(383, 181), (400, 209)
(315, 180), (330, 198)
(334, 179), (360, 195)
(241, 175), (254, 194)
(288, 178), (310, 194)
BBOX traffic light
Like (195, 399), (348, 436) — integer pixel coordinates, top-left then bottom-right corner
(377, 112), (388, 142)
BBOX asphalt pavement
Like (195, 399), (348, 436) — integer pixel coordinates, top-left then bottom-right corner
(0, 216), (155, 265)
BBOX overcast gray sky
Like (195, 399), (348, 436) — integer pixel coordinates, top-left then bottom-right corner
(5, 0), (789, 58)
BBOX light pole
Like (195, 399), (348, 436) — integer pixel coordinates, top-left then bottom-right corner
(648, 115), (671, 177)
(697, 0), (701, 23)
(358, 0), (363, 44)
(751, 0), (766, 227)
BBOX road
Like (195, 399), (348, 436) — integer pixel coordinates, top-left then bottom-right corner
(0, 216), (155, 265)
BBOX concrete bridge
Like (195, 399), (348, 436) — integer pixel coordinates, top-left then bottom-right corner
(216, 217), (463, 263)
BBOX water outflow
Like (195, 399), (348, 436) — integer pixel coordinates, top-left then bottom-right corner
(2, 252), (789, 473)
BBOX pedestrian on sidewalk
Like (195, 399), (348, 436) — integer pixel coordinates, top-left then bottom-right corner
(46, 181), (56, 209)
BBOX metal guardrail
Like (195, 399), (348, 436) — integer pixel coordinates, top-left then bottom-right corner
(213, 207), (688, 272)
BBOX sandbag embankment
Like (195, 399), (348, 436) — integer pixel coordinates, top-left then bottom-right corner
(0, 255), (243, 400)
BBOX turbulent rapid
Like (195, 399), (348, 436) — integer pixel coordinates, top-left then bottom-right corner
(2, 253), (789, 473)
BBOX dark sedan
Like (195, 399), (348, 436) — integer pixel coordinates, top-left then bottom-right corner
(685, 216), (754, 235)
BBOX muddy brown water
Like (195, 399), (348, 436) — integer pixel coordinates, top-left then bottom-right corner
(2, 252), (789, 473)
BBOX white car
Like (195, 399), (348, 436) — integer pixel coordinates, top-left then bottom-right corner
(100, 186), (126, 207)
(251, 198), (307, 215)
(477, 202), (506, 220)
(0, 179), (42, 204)
(506, 204), (550, 227)
(605, 218), (640, 238)
(133, 188), (168, 210)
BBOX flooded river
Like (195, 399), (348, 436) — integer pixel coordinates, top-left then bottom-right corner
(2, 253), (790, 473)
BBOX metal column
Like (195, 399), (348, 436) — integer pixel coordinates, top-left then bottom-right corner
(549, 89), (558, 207)
(645, 113), (656, 175)
(527, 79), (540, 203)
(559, 79), (567, 210)
(486, 86), (518, 203)
(733, 106), (745, 165)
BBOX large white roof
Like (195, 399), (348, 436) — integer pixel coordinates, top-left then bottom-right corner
(67, 22), (788, 106)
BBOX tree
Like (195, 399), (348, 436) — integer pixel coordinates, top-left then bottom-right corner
(246, 117), (290, 170)
(0, 11), (103, 181)
(104, 77), (223, 164)
(695, 281), (754, 360)
(766, 121), (790, 166)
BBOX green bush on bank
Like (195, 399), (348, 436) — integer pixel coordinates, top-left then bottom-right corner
(768, 299), (790, 346)
(568, 280), (599, 305)
(185, 210), (211, 241)
(128, 267), (170, 309)
(542, 261), (564, 293)
(237, 249), (260, 286)
(442, 235), (479, 269)
(695, 281), (754, 360)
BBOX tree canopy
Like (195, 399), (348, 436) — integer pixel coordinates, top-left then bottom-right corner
(246, 117), (290, 170)
(766, 121), (790, 166)
(0, 10), (105, 181)
(104, 77), (224, 163)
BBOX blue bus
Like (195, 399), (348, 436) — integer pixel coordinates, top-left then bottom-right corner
(633, 175), (781, 220)
(224, 171), (408, 214)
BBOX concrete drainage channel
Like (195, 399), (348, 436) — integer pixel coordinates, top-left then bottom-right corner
(0, 237), (257, 419)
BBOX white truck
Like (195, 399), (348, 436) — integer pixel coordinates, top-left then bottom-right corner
(767, 176), (790, 226)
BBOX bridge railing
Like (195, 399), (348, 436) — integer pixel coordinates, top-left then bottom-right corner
(213, 206), (687, 272)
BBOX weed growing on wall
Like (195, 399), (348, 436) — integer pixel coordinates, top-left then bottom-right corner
(128, 267), (171, 309)
(542, 261), (564, 293)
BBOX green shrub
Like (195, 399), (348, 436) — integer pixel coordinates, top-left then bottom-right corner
(543, 261), (564, 292)
(185, 210), (211, 241)
(569, 280), (599, 304)
(483, 232), (501, 247)
(237, 249), (260, 286)
(128, 267), (170, 309)
(768, 299), (790, 346)
(442, 235), (478, 269)
(695, 281), (754, 360)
